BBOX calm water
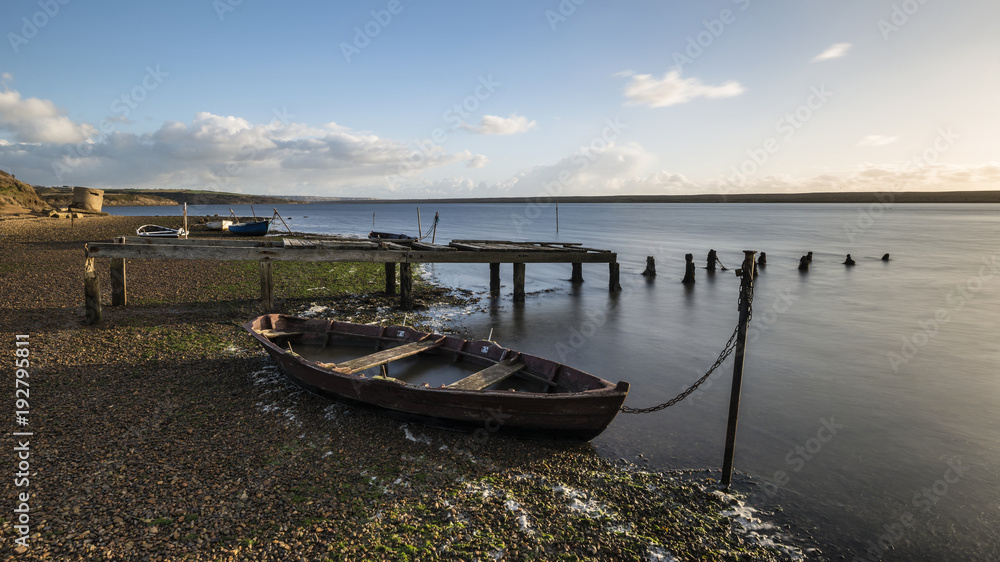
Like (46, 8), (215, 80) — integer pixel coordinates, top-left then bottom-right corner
(114, 202), (1000, 561)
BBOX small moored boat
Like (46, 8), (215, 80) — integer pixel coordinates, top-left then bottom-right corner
(369, 231), (416, 242)
(205, 220), (233, 231)
(244, 314), (629, 440)
(228, 220), (270, 236)
(136, 224), (187, 238)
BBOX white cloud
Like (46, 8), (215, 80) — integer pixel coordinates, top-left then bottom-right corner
(0, 88), (96, 143)
(0, 111), (485, 196)
(812, 43), (852, 62)
(621, 70), (744, 108)
(857, 135), (899, 147)
(468, 114), (537, 135)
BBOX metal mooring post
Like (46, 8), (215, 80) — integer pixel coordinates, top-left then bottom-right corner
(722, 250), (757, 489)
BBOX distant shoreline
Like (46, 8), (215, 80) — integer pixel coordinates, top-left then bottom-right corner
(337, 190), (1000, 205)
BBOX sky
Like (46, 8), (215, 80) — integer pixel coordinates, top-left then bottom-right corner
(0, 0), (998, 198)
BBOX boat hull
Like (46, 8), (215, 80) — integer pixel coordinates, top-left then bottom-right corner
(136, 225), (187, 237)
(228, 221), (269, 235)
(244, 314), (628, 440)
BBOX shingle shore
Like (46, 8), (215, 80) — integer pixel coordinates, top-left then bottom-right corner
(0, 215), (806, 561)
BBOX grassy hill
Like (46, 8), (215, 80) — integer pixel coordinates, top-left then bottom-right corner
(0, 170), (51, 213)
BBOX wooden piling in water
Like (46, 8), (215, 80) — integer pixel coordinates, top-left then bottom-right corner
(110, 237), (127, 306)
(513, 263), (526, 302)
(758, 252), (767, 267)
(490, 263), (501, 296)
(571, 262), (584, 283)
(707, 249), (718, 272)
(260, 259), (274, 312)
(682, 253), (695, 284)
(798, 256), (810, 271)
(84, 252), (101, 325)
(641, 256), (656, 277)
(609, 262), (621, 291)
(384, 263), (397, 296)
(400, 262), (413, 310)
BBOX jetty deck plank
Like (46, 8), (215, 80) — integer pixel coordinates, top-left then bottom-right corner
(448, 360), (526, 391)
(337, 338), (445, 374)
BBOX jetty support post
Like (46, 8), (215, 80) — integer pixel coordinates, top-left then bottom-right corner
(110, 236), (127, 306)
(489, 263), (501, 296)
(641, 256), (656, 277)
(400, 262), (413, 310)
(682, 253), (696, 284)
(513, 262), (526, 302)
(721, 250), (757, 489)
(84, 249), (102, 325)
(571, 262), (584, 283)
(260, 258), (274, 313)
(385, 263), (397, 296)
(609, 261), (621, 292)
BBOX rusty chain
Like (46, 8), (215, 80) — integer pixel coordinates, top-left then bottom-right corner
(620, 260), (754, 414)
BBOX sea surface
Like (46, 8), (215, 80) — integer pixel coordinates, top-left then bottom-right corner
(112, 202), (1000, 561)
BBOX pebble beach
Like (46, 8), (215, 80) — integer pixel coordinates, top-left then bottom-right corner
(1, 214), (808, 561)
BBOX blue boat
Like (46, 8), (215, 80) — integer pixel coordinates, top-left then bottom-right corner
(228, 220), (270, 236)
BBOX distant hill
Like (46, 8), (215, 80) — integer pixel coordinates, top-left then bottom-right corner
(36, 187), (301, 207)
(0, 170), (51, 213)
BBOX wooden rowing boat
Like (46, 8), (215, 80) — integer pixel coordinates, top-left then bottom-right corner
(244, 314), (629, 440)
(136, 224), (187, 238)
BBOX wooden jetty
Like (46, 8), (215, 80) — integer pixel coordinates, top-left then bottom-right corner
(83, 236), (621, 323)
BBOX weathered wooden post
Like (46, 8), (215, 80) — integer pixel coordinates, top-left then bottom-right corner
(881, 253), (890, 261)
(260, 258), (274, 313)
(432, 212), (439, 243)
(400, 262), (413, 310)
(384, 263), (397, 296)
(489, 263), (501, 296)
(571, 262), (584, 283)
(609, 262), (621, 291)
(84, 248), (101, 325)
(641, 256), (656, 277)
(722, 250), (756, 489)
(513, 263), (526, 302)
(806, 251), (813, 263)
(182, 203), (189, 238)
(707, 249), (718, 272)
(417, 207), (422, 238)
(843, 254), (856, 266)
(556, 202), (559, 232)
(111, 236), (127, 306)
(682, 253), (695, 284)
(757, 252), (767, 267)
(798, 256), (809, 271)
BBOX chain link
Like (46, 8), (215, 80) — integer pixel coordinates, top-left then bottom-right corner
(620, 260), (755, 414)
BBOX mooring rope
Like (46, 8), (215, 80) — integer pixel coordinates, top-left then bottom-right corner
(620, 268), (753, 414)
(417, 214), (440, 241)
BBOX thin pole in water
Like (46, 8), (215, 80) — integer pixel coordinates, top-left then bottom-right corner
(722, 250), (756, 489)
(417, 206), (422, 238)
(556, 202), (559, 233)
(432, 212), (439, 243)
(372, 211), (375, 227)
